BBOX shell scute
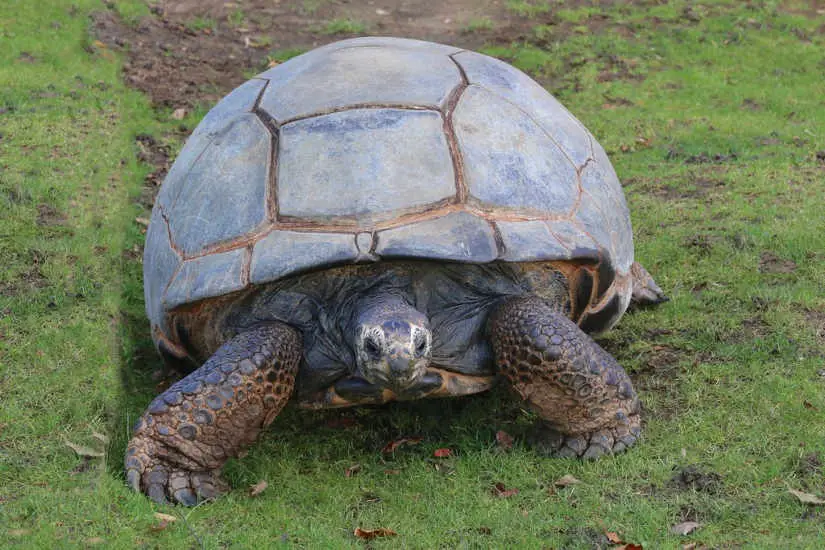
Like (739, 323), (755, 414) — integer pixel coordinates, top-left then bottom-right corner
(168, 114), (270, 256)
(278, 109), (454, 221)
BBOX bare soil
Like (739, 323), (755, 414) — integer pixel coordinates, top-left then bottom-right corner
(93, 0), (556, 109)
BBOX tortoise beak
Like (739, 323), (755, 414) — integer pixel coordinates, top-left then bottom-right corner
(386, 346), (425, 391)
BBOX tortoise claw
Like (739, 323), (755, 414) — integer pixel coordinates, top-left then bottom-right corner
(529, 416), (641, 459)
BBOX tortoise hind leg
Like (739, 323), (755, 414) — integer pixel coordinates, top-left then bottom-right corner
(488, 295), (641, 458)
(125, 323), (301, 505)
(630, 261), (668, 307)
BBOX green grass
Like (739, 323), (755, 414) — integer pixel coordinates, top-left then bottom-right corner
(185, 16), (217, 33)
(2, 0), (825, 548)
(464, 17), (495, 32)
(319, 17), (367, 35)
(507, 0), (553, 18)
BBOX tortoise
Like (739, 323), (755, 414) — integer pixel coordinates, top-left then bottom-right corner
(126, 37), (668, 505)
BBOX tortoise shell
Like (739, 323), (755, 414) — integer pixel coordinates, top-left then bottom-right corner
(144, 37), (634, 352)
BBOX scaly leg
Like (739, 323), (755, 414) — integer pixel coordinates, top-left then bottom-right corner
(488, 295), (641, 458)
(125, 323), (301, 505)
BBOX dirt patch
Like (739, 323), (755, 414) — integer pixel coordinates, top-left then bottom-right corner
(92, 1), (553, 109)
(596, 54), (646, 83)
(0, 249), (48, 297)
(644, 345), (684, 371)
(759, 251), (797, 274)
(36, 204), (67, 226)
(683, 152), (738, 165)
(135, 134), (172, 208)
(797, 452), (822, 477)
(625, 173), (731, 202)
(669, 465), (723, 493)
(803, 309), (825, 340)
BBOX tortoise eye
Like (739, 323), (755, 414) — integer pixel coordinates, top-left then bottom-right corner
(364, 337), (381, 357)
(414, 335), (429, 356)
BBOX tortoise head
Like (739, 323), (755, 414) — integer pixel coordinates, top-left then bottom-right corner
(353, 293), (432, 392)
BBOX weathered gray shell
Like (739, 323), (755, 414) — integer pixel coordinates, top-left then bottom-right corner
(145, 37), (633, 338)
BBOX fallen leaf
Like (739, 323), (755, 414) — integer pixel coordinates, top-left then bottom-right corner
(384, 469), (400, 475)
(617, 545), (644, 550)
(267, 59), (280, 68)
(345, 464), (361, 477)
(433, 448), (452, 458)
(803, 400), (818, 411)
(478, 526), (492, 535)
(65, 440), (104, 458)
(92, 40), (106, 49)
(249, 480), (268, 497)
(150, 519), (173, 532)
(171, 108), (186, 120)
(353, 527), (397, 540)
(495, 430), (514, 450)
(381, 436), (422, 454)
(789, 488), (825, 505)
(671, 521), (701, 535)
(135, 217), (150, 227)
(606, 531), (623, 543)
(554, 474), (582, 487)
(491, 482), (519, 498)
(154, 513), (177, 523)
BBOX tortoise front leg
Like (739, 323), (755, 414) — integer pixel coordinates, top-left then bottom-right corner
(125, 323), (301, 505)
(488, 296), (641, 458)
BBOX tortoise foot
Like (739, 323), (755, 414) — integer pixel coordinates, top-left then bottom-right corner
(126, 437), (229, 505)
(125, 323), (302, 505)
(529, 414), (641, 459)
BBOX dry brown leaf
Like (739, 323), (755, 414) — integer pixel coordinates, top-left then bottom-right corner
(353, 527), (398, 540)
(495, 430), (514, 450)
(65, 440), (104, 458)
(249, 480), (268, 497)
(606, 531), (623, 543)
(150, 520), (172, 533)
(384, 469), (400, 475)
(171, 108), (187, 120)
(154, 513), (177, 523)
(135, 217), (150, 227)
(671, 521), (701, 535)
(345, 464), (362, 477)
(381, 436), (423, 454)
(554, 474), (582, 487)
(92, 40), (106, 49)
(433, 448), (452, 458)
(789, 488), (825, 505)
(616, 545), (643, 550)
(491, 482), (519, 498)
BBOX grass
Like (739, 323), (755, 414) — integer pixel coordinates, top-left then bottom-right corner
(465, 17), (495, 32)
(319, 17), (367, 35)
(507, 0), (553, 18)
(185, 16), (217, 33)
(2, 0), (825, 548)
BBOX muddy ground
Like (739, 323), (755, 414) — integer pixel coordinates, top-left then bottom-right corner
(93, 0), (569, 108)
